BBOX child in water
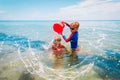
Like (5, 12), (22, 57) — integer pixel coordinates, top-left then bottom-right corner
(52, 36), (68, 59)
(61, 21), (80, 60)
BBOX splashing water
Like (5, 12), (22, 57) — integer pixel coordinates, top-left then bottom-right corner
(0, 20), (120, 80)
(17, 46), (95, 80)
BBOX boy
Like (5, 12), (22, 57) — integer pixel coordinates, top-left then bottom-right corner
(61, 21), (80, 60)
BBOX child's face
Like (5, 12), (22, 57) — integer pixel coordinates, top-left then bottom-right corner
(53, 40), (60, 45)
(70, 27), (78, 32)
(70, 22), (79, 32)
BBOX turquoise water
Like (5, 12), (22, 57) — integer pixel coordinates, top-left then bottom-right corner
(0, 20), (120, 80)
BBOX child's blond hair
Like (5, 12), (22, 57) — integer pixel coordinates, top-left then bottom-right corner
(70, 22), (80, 30)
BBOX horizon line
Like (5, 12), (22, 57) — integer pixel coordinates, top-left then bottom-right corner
(0, 20), (120, 22)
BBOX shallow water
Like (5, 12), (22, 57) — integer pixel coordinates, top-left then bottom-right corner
(0, 20), (120, 80)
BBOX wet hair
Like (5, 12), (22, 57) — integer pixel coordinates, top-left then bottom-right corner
(54, 36), (61, 41)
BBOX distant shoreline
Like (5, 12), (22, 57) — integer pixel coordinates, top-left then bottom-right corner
(0, 20), (120, 22)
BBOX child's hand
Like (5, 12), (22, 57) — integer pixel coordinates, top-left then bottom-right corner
(57, 49), (63, 53)
(61, 21), (66, 24)
(59, 32), (63, 35)
(61, 21), (70, 27)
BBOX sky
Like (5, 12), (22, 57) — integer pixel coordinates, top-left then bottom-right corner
(0, 0), (120, 20)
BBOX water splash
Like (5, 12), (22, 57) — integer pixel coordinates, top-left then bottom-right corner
(0, 20), (120, 80)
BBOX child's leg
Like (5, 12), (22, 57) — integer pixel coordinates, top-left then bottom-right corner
(71, 48), (78, 59)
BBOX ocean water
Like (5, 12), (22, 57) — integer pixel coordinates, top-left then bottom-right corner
(0, 20), (120, 80)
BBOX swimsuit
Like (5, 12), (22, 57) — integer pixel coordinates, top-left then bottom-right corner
(63, 31), (79, 49)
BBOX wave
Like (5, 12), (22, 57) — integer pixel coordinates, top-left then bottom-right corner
(0, 33), (46, 51)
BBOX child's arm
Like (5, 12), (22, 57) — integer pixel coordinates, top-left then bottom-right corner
(61, 33), (73, 42)
(61, 21), (71, 28)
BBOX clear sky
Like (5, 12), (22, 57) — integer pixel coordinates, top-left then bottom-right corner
(0, 0), (120, 20)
